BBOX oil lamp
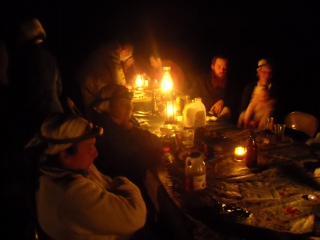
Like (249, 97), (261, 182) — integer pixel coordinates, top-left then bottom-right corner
(135, 74), (144, 89)
(161, 67), (173, 92)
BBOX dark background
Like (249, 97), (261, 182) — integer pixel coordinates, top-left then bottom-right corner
(1, 0), (320, 125)
(1, 1), (320, 238)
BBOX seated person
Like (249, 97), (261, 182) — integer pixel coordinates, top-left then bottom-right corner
(238, 85), (275, 129)
(238, 58), (279, 119)
(190, 55), (236, 120)
(86, 84), (163, 228)
(87, 84), (163, 186)
(24, 112), (146, 240)
(148, 54), (188, 94)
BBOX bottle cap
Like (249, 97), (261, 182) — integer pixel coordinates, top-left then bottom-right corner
(163, 147), (171, 152)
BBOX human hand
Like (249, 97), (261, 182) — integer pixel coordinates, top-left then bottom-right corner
(210, 100), (224, 116)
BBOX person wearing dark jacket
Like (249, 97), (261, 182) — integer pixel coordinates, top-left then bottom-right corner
(9, 17), (63, 149)
(191, 55), (236, 120)
(86, 83), (163, 238)
(87, 84), (162, 185)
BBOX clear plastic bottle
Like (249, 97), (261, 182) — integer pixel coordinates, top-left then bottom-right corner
(185, 151), (206, 192)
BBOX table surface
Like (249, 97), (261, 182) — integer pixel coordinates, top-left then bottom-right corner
(137, 112), (320, 240)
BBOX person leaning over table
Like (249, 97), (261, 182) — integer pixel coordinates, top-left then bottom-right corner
(190, 55), (237, 121)
(77, 39), (134, 112)
(24, 112), (147, 240)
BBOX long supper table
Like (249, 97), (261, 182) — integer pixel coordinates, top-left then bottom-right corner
(139, 117), (320, 240)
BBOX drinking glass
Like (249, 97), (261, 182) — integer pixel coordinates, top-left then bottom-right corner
(264, 116), (274, 132)
(274, 124), (286, 142)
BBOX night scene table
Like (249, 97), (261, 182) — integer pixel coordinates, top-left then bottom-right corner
(140, 117), (320, 240)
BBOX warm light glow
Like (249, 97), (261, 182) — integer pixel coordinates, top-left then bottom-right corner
(135, 74), (144, 87)
(167, 103), (174, 116)
(161, 67), (173, 92)
(234, 147), (246, 161)
(144, 80), (149, 87)
(165, 100), (177, 123)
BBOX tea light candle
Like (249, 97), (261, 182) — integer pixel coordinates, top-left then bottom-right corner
(234, 147), (246, 161)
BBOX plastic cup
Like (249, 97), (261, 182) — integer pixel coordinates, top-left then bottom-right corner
(264, 116), (274, 131)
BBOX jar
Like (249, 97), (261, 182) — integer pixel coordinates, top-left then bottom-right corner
(182, 97), (206, 129)
(185, 151), (206, 192)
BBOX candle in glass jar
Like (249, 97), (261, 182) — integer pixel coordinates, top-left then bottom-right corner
(166, 103), (174, 116)
(135, 74), (144, 87)
(234, 147), (246, 161)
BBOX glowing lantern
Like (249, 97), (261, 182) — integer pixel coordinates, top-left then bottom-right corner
(135, 74), (144, 87)
(161, 67), (173, 92)
(165, 100), (177, 124)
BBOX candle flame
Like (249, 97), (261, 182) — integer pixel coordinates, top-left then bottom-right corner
(161, 67), (173, 92)
(167, 104), (174, 116)
(234, 147), (246, 156)
(135, 74), (144, 87)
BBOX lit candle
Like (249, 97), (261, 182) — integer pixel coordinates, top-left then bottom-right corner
(135, 74), (144, 87)
(166, 102), (174, 116)
(165, 100), (177, 123)
(234, 147), (246, 161)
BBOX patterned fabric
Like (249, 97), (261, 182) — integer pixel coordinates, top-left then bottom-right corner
(154, 129), (320, 238)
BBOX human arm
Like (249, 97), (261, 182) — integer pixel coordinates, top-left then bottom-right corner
(243, 101), (257, 128)
(210, 99), (225, 116)
(106, 42), (126, 86)
(59, 174), (146, 235)
(237, 111), (245, 128)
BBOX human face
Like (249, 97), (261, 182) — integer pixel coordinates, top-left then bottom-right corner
(257, 65), (272, 85)
(110, 98), (133, 125)
(62, 138), (98, 170)
(211, 58), (228, 79)
(120, 49), (133, 62)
